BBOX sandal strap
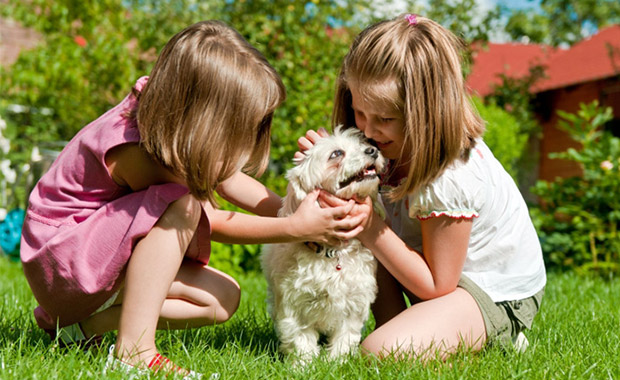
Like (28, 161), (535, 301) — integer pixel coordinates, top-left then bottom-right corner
(147, 353), (169, 369)
(148, 353), (186, 375)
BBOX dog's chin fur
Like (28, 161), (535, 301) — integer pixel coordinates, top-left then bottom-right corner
(261, 126), (385, 363)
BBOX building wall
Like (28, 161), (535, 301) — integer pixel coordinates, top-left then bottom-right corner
(0, 18), (41, 66)
(536, 78), (620, 182)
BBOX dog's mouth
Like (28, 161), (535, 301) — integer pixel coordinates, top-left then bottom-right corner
(338, 165), (378, 189)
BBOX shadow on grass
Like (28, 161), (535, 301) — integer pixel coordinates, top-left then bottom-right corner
(157, 304), (282, 361)
(0, 316), (50, 348)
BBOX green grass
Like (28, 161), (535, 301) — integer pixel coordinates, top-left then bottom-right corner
(1, 256), (618, 379)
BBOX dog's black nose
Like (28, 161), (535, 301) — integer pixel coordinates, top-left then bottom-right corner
(365, 147), (378, 159)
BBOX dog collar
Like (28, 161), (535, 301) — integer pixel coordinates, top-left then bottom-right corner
(304, 241), (336, 258)
(303, 242), (342, 270)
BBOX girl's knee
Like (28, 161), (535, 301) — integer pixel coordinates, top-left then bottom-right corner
(361, 330), (408, 360)
(161, 194), (202, 230)
(198, 271), (240, 324)
(175, 263), (241, 324)
(360, 334), (383, 359)
(215, 278), (241, 323)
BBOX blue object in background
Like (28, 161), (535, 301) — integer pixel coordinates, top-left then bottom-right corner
(0, 208), (25, 258)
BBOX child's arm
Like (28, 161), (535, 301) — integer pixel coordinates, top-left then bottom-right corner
(362, 213), (471, 300)
(216, 171), (281, 217)
(321, 192), (471, 300)
(204, 189), (370, 247)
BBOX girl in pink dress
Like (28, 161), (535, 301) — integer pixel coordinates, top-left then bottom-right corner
(21, 20), (368, 377)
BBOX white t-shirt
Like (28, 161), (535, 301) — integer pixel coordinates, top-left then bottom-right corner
(382, 139), (546, 302)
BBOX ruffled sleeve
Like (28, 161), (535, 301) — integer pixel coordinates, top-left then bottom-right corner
(408, 164), (483, 220)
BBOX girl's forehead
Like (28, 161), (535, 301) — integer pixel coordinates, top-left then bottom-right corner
(349, 81), (402, 115)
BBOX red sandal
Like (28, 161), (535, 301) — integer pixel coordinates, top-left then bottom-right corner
(104, 345), (210, 379)
(149, 352), (194, 376)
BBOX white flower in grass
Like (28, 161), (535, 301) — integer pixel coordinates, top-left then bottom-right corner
(31, 146), (42, 162)
(40, 107), (53, 116)
(600, 160), (613, 171)
(0, 136), (9, 155)
(6, 104), (27, 113)
(0, 116), (7, 154)
(0, 208), (6, 221)
(0, 159), (16, 183)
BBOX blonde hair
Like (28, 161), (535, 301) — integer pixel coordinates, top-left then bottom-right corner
(333, 15), (484, 200)
(135, 20), (285, 204)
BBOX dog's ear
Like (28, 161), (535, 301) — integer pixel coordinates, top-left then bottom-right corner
(282, 157), (327, 214)
(281, 181), (304, 216)
(285, 165), (312, 204)
(292, 154), (306, 165)
(279, 165), (309, 215)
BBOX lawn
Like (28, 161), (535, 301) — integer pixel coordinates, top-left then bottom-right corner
(0, 256), (618, 379)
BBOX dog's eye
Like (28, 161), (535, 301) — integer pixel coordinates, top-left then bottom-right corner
(329, 150), (344, 160)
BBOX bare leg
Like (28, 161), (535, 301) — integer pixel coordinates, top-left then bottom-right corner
(114, 194), (200, 366)
(82, 261), (240, 335)
(159, 261), (240, 326)
(362, 287), (486, 361)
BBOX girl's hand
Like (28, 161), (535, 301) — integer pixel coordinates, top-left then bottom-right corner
(289, 189), (369, 246)
(293, 128), (329, 162)
(317, 190), (375, 238)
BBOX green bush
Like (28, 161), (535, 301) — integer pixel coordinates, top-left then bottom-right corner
(472, 97), (528, 182)
(0, 1), (142, 145)
(531, 101), (620, 274)
(1, 0), (370, 274)
(1, 0), (365, 190)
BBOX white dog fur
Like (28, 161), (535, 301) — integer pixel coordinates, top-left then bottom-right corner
(261, 126), (386, 362)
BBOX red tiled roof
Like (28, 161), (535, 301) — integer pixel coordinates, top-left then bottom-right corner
(532, 25), (620, 92)
(466, 24), (620, 96)
(466, 42), (557, 96)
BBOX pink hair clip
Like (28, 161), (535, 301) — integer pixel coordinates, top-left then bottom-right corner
(405, 13), (418, 26)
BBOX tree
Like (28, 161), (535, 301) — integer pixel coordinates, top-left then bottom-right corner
(502, 0), (620, 46)
(425, 0), (500, 43)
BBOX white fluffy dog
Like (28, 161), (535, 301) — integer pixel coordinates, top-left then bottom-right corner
(261, 126), (386, 362)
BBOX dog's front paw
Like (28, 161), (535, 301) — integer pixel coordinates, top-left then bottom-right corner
(281, 341), (320, 367)
(278, 323), (321, 364)
(326, 331), (362, 359)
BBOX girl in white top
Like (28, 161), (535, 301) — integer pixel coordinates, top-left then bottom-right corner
(298, 14), (546, 359)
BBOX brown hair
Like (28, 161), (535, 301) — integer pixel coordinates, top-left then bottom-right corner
(134, 20), (285, 204)
(333, 15), (484, 200)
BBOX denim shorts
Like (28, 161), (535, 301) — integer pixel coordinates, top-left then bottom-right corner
(458, 275), (544, 347)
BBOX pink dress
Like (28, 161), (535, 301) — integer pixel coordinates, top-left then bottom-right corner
(20, 77), (211, 330)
